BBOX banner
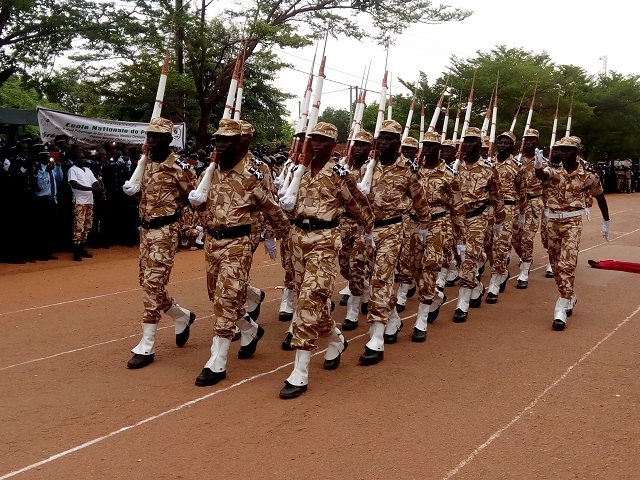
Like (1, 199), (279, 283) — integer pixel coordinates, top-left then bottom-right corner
(36, 107), (186, 149)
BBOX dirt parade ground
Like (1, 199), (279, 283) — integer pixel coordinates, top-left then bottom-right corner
(1, 193), (639, 480)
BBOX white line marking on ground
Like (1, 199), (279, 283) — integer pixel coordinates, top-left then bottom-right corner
(0, 326), (374, 480)
(441, 303), (640, 479)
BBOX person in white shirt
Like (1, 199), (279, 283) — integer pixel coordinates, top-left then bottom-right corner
(67, 146), (104, 261)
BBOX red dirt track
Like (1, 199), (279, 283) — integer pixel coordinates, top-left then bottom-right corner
(1, 194), (639, 480)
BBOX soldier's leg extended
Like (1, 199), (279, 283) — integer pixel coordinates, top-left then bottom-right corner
(280, 228), (346, 399)
(395, 217), (419, 312)
(359, 222), (403, 366)
(486, 204), (517, 303)
(514, 196), (544, 288)
(129, 224), (194, 369)
(196, 234), (258, 386)
(454, 211), (489, 323)
(278, 234), (296, 323)
(343, 232), (367, 331)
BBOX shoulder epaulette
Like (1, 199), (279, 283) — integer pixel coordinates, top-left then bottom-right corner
(252, 157), (264, 166)
(175, 158), (191, 171)
(405, 159), (419, 173)
(446, 164), (457, 175)
(513, 156), (523, 167)
(332, 164), (348, 178)
(483, 158), (495, 168)
(248, 166), (264, 180)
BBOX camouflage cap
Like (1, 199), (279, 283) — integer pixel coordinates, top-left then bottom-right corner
(441, 139), (456, 148)
(422, 132), (441, 144)
(567, 135), (582, 146)
(523, 128), (539, 138)
(309, 122), (338, 141)
(464, 127), (482, 138)
(351, 130), (373, 144)
(240, 120), (255, 136)
(481, 137), (490, 148)
(146, 117), (174, 134)
(498, 131), (516, 143)
(379, 120), (402, 135)
(553, 136), (580, 149)
(402, 136), (420, 148)
(214, 119), (242, 137)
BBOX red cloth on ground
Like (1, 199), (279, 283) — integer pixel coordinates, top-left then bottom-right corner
(588, 259), (640, 274)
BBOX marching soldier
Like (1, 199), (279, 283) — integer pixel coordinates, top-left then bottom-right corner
(453, 127), (505, 323)
(126, 118), (197, 369)
(279, 122), (374, 399)
(534, 136), (609, 330)
(412, 132), (465, 341)
(439, 139), (460, 286)
(512, 129), (546, 288)
(400, 136), (420, 161)
(190, 119), (290, 386)
(357, 120), (430, 365)
(485, 131), (526, 303)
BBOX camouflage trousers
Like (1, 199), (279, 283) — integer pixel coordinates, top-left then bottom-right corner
(73, 203), (94, 244)
(138, 223), (179, 324)
(417, 216), (449, 304)
(290, 226), (342, 350)
(512, 196), (544, 263)
(459, 210), (490, 289)
(348, 231), (372, 297)
(280, 234), (295, 290)
(205, 234), (255, 339)
(367, 222), (404, 324)
(540, 210), (549, 250)
(442, 217), (455, 269)
(489, 203), (517, 276)
(338, 215), (359, 281)
(484, 205), (495, 267)
(396, 216), (421, 284)
(547, 216), (582, 299)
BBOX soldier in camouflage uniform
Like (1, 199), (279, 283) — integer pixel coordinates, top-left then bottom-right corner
(178, 204), (204, 249)
(278, 122), (374, 399)
(189, 119), (290, 386)
(412, 132), (465, 341)
(126, 118), (197, 369)
(535, 136), (609, 330)
(439, 139), (460, 287)
(356, 120), (430, 365)
(395, 136), (421, 312)
(485, 131), (526, 303)
(340, 130), (374, 331)
(512, 129), (546, 288)
(453, 127), (505, 323)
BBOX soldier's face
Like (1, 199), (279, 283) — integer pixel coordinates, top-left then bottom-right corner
(378, 132), (400, 157)
(240, 134), (252, 151)
(146, 132), (172, 151)
(555, 146), (578, 164)
(215, 135), (241, 159)
(439, 146), (456, 162)
(497, 137), (514, 154)
(461, 137), (480, 159)
(523, 136), (538, 150)
(352, 141), (372, 162)
(421, 143), (440, 159)
(401, 146), (418, 160)
(310, 135), (336, 158)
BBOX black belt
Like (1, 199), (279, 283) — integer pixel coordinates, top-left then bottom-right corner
(431, 211), (449, 221)
(408, 212), (420, 222)
(140, 211), (181, 230)
(465, 203), (488, 219)
(374, 216), (403, 228)
(290, 217), (339, 232)
(527, 194), (543, 200)
(207, 224), (252, 240)
(504, 200), (517, 206)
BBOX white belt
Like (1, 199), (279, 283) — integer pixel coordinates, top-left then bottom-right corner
(545, 209), (583, 219)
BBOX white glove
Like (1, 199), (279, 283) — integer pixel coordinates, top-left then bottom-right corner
(122, 180), (140, 196)
(602, 220), (610, 241)
(273, 177), (283, 190)
(357, 182), (370, 196)
(517, 213), (526, 229)
(279, 194), (297, 212)
(584, 207), (591, 222)
(493, 223), (502, 236)
(188, 190), (207, 206)
(534, 148), (544, 169)
(456, 244), (466, 262)
(264, 238), (277, 260)
(195, 225), (203, 233)
(417, 228), (429, 243)
(364, 232), (375, 249)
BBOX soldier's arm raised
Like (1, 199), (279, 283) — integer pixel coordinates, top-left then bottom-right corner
(448, 175), (466, 243)
(490, 170), (506, 224)
(338, 170), (374, 233)
(254, 179), (290, 239)
(407, 170), (430, 221)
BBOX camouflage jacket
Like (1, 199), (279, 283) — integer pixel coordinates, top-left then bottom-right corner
(493, 154), (527, 212)
(419, 161), (465, 239)
(521, 154), (544, 197)
(457, 157), (505, 224)
(139, 152), (196, 222)
(367, 155), (430, 222)
(542, 162), (603, 212)
(293, 160), (374, 232)
(203, 156), (289, 238)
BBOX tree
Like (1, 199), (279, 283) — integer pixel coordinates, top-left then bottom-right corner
(318, 107), (350, 143)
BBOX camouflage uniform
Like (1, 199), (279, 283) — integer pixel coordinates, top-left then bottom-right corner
(338, 164), (364, 282)
(138, 153), (196, 323)
(178, 204), (203, 248)
(289, 161), (374, 350)
(512, 153), (545, 263)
